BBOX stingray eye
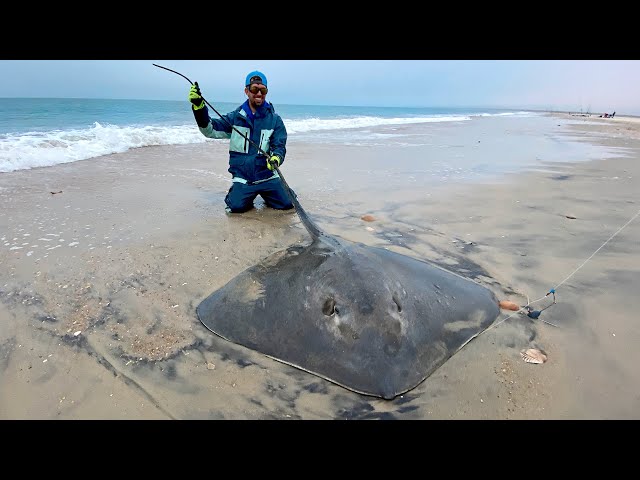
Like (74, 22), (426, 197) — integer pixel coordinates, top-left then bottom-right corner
(392, 294), (402, 313)
(322, 298), (336, 316)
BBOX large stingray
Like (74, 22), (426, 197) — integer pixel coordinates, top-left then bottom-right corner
(196, 174), (500, 400)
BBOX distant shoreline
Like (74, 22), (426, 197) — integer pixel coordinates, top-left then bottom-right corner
(536, 109), (640, 120)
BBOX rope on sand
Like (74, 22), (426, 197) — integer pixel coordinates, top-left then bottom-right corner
(486, 207), (640, 333)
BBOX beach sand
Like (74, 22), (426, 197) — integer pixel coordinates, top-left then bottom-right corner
(1, 114), (638, 420)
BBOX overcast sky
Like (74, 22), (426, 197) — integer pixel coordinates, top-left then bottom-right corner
(1, 60), (638, 115)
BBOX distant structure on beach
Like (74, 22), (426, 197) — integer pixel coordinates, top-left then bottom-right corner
(570, 105), (593, 117)
(569, 108), (616, 118)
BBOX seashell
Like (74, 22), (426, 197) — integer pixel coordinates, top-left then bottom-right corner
(499, 300), (520, 311)
(361, 215), (376, 222)
(565, 214), (577, 219)
(520, 348), (547, 364)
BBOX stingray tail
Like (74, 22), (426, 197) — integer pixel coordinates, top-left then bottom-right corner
(276, 170), (323, 241)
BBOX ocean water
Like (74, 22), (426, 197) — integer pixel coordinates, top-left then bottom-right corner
(0, 98), (548, 174)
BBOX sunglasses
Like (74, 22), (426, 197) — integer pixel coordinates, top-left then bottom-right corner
(248, 85), (268, 95)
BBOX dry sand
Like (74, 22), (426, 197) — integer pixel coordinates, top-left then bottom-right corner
(1, 113), (638, 419)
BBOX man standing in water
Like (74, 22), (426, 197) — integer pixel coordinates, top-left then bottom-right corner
(188, 70), (294, 214)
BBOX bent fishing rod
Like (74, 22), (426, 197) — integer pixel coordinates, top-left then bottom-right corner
(153, 63), (321, 239)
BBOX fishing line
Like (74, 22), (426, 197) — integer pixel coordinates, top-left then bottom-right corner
(487, 206), (640, 333)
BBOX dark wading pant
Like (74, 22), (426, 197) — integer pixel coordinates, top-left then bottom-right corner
(225, 178), (295, 213)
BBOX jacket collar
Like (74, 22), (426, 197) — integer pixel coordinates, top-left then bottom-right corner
(241, 100), (271, 121)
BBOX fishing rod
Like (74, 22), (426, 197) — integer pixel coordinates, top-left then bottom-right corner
(153, 63), (321, 239)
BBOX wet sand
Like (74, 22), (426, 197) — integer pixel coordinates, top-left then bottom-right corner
(1, 113), (639, 419)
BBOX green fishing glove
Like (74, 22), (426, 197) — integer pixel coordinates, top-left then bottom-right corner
(188, 83), (205, 110)
(267, 155), (281, 171)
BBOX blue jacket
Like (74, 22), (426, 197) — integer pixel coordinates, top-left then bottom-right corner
(193, 100), (287, 184)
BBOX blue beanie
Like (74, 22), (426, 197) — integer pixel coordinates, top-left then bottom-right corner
(245, 70), (267, 87)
